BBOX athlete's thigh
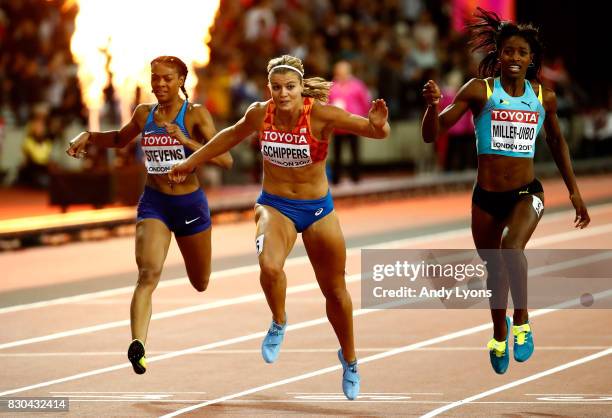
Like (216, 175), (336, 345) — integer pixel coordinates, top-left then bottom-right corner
(175, 226), (212, 282)
(503, 192), (544, 249)
(301, 211), (347, 290)
(471, 203), (505, 250)
(135, 219), (172, 272)
(255, 204), (298, 266)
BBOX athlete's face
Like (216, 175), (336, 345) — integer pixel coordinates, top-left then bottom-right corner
(151, 63), (184, 102)
(498, 36), (533, 80)
(268, 72), (303, 111)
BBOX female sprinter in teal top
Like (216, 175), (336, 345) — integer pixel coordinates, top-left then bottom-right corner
(421, 8), (590, 375)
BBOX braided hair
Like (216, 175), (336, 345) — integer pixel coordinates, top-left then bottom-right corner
(151, 56), (189, 100)
(469, 7), (544, 81)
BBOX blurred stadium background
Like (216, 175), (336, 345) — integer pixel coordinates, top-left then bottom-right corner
(0, 0), (610, 248)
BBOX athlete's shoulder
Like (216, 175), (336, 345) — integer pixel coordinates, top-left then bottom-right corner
(134, 103), (154, 114)
(456, 78), (488, 102)
(311, 99), (342, 119)
(245, 101), (269, 117)
(132, 103), (154, 124)
(186, 102), (208, 113)
(540, 85), (557, 112)
(241, 101), (269, 128)
(185, 102), (212, 119)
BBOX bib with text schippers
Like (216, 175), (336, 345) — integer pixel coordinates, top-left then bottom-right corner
(141, 101), (193, 175)
(259, 97), (328, 168)
(260, 128), (313, 168)
(474, 78), (545, 159)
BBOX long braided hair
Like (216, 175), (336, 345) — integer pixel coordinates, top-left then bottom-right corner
(468, 7), (544, 81)
(151, 56), (190, 100)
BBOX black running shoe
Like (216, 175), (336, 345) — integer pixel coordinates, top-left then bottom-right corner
(127, 339), (147, 374)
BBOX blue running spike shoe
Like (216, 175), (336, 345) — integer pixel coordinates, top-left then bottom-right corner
(512, 321), (534, 362)
(487, 316), (511, 374)
(261, 316), (287, 364)
(127, 339), (147, 375)
(338, 349), (360, 400)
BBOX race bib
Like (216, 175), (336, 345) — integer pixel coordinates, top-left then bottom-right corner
(260, 129), (313, 168)
(141, 134), (186, 174)
(490, 109), (539, 153)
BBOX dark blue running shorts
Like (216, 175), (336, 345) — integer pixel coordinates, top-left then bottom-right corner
(137, 186), (211, 237)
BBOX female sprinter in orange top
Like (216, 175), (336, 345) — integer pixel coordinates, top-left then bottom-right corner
(169, 54), (389, 400)
(67, 56), (232, 375)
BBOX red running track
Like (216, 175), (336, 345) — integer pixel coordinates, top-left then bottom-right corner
(1, 174), (611, 417)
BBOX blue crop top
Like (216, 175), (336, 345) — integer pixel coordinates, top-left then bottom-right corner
(140, 100), (193, 174)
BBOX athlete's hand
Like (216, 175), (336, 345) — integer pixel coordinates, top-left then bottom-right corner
(368, 99), (389, 130)
(423, 80), (442, 106)
(66, 131), (91, 159)
(168, 159), (195, 184)
(164, 122), (189, 144)
(570, 194), (590, 229)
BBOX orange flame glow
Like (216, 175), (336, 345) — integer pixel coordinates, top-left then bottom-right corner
(70, 0), (220, 130)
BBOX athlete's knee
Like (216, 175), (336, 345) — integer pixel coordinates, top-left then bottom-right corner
(259, 257), (284, 280)
(189, 269), (210, 292)
(322, 286), (351, 306)
(137, 266), (162, 289)
(500, 235), (524, 250)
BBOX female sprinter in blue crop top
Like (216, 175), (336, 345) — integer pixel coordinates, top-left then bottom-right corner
(67, 56), (232, 375)
(421, 8), (590, 375)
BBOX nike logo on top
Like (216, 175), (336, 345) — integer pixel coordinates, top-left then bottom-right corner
(185, 217), (200, 224)
(144, 130), (156, 135)
(521, 101), (532, 109)
(518, 189), (529, 195)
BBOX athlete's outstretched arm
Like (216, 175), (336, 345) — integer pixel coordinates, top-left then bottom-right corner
(316, 99), (390, 139)
(542, 88), (590, 228)
(168, 103), (262, 182)
(165, 105), (233, 169)
(66, 104), (148, 158)
(421, 78), (480, 143)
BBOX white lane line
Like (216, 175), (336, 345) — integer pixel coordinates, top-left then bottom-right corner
(420, 348), (612, 418)
(158, 289), (612, 417)
(50, 391), (207, 394)
(286, 392), (442, 395)
(528, 222), (612, 247)
(3, 201), (611, 316)
(526, 393), (612, 396)
(3, 218), (611, 351)
(1, 346), (609, 357)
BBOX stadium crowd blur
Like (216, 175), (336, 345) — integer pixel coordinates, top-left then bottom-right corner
(1, 0), (611, 190)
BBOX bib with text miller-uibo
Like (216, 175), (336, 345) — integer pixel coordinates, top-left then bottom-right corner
(490, 109), (539, 154)
(260, 129), (313, 168)
(141, 134), (186, 174)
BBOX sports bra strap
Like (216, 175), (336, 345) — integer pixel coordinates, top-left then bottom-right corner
(485, 79), (493, 99)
